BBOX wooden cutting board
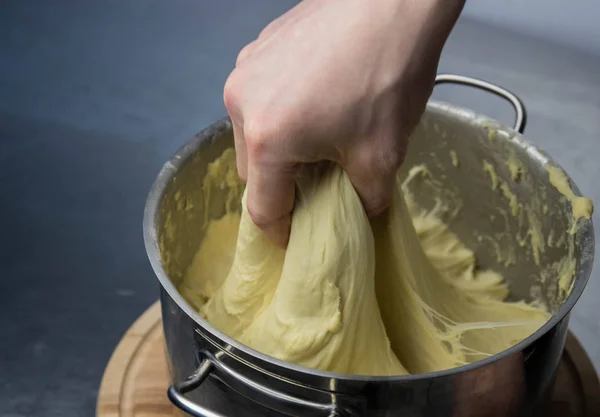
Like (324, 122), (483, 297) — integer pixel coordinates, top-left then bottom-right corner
(96, 301), (600, 417)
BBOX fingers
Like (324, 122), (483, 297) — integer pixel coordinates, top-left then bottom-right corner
(232, 121), (248, 182)
(347, 166), (398, 217)
(245, 148), (297, 248)
(224, 58), (295, 248)
(344, 140), (406, 217)
(224, 73), (248, 182)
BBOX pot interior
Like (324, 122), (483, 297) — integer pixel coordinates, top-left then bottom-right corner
(154, 104), (593, 322)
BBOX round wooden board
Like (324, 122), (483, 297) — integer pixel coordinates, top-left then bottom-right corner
(97, 301), (600, 417)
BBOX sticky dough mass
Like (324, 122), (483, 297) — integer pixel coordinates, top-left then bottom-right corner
(179, 152), (550, 376)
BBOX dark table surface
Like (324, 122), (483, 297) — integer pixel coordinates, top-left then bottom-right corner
(1, 1), (599, 416)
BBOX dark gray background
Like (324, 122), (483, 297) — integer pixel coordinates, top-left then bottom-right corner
(1, 1), (599, 416)
(462, 0), (600, 54)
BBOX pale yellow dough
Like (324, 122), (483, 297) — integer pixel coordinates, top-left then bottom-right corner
(181, 157), (551, 376)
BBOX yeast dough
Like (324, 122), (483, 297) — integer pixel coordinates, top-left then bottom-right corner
(180, 159), (550, 376)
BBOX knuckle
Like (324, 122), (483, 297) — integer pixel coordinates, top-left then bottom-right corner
(244, 113), (278, 159)
(223, 74), (239, 114)
(236, 42), (255, 66)
(246, 204), (272, 229)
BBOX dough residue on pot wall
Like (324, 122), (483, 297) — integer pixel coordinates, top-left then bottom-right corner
(512, 116), (593, 288)
(474, 132), (592, 307)
(545, 164), (593, 297)
(178, 149), (555, 376)
(547, 165), (593, 227)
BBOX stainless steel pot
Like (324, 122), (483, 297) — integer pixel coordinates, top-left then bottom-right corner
(143, 75), (595, 417)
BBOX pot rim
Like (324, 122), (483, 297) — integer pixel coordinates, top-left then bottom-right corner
(143, 100), (595, 382)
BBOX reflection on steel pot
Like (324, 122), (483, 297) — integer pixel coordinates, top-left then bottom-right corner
(143, 75), (594, 417)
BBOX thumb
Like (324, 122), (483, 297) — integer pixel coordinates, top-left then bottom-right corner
(245, 153), (297, 248)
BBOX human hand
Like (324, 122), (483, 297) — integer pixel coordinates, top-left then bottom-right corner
(224, 0), (465, 247)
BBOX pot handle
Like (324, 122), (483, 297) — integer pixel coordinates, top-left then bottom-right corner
(434, 74), (527, 134)
(168, 349), (345, 417)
